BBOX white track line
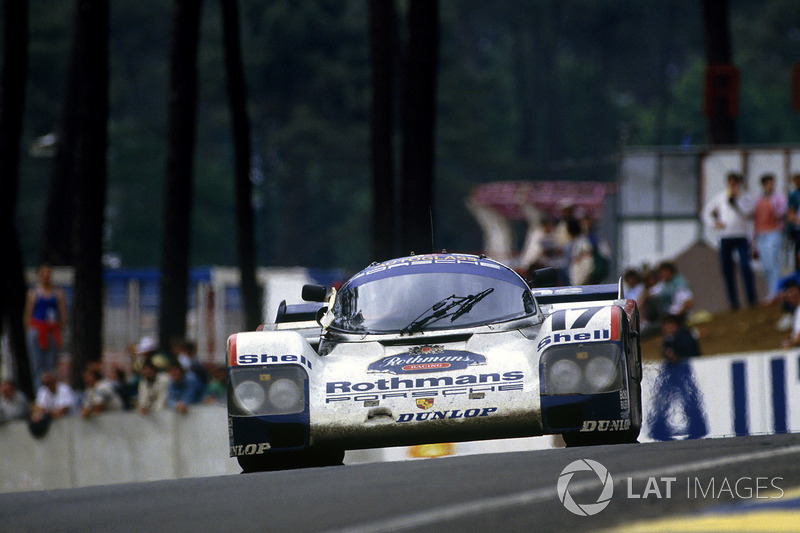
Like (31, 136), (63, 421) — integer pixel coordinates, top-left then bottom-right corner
(324, 443), (800, 533)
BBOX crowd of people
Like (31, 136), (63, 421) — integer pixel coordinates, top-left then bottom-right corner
(518, 200), (610, 286)
(0, 330), (227, 433)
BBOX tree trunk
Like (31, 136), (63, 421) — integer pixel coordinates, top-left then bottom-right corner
(0, 0), (33, 397)
(159, 0), (203, 350)
(702, 0), (737, 145)
(369, 0), (399, 262)
(400, 0), (438, 256)
(69, 0), (109, 385)
(221, 0), (262, 330)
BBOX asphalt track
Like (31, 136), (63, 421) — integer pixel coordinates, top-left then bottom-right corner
(2, 433), (800, 532)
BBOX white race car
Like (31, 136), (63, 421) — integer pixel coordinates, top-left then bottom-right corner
(227, 253), (643, 472)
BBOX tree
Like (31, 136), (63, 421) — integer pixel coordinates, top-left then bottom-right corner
(0, 0), (33, 398)
(220, 0), (261, 330)
(159, 0), (203, 350)
(400, 0), (439, 255)
(369, 0), (399, 262)
(68, 0), (110, 383)
(703, 0), (737, 145)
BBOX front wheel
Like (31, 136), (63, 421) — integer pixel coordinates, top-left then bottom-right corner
(238, 447), (345, 473)
(562, 426), (639, 447)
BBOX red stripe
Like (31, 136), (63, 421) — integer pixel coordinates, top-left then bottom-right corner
(227, 334), (238, 367)
(610, 306), (620, 341)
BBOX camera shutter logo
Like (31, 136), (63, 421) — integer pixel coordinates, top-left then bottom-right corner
(557, 459), (614, 516)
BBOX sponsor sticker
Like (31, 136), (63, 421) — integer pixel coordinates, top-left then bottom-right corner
(368, 348), (486, 375)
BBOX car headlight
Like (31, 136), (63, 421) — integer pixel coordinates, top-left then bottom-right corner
(547, 359), (582, 394)
(268, 378), (304, 413)
(541, 343), (623, 395)
(229, 365), (307, 416)
(585, 356), (619, 393)
(234, 380), (267, 412)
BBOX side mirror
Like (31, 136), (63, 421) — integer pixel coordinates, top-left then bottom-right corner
(302, 284), (327, 302)
(528, 267), (558, 288)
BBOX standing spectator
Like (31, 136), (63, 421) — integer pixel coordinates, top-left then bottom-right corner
(80, 367), (124, 418)
(702, 172), (757, 310)
(167, 361), (204, 414)
(172, 338), (207, 386)
(649, 314), (707, 441)
(567, 219), (593, 285)
(24, 263), (68, 386)
(786, 173), (800, 269)
(137, 360), (170, 414)
(753, 173), (787, 302)
(31, 371), (76, 423)
(0, 379), (29, 423)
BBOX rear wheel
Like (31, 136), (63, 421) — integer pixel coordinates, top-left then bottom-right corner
(238, 447), (345, 473)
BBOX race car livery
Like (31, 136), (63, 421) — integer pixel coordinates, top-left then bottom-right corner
(227, 253), (643, 471)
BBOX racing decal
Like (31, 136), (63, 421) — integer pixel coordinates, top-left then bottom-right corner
(397, 407), (498, 422)
(416, 398), (434, 410)
(537, 328), (611, 351)
(236, 353), (313, 370)
(579, 419), (631, 432)
(328, 371), (522, 393)
(230, 442), (271, 456)
(368, 348), (486, 375)
(326, 371), (524, 403)
(550, 307), (604, 331)
(346, 254), (521, 287)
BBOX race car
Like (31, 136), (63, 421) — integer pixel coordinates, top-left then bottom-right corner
(227, 253), (643, 472)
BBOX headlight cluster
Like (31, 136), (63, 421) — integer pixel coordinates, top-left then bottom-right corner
(229, 365), (307, 416)
(542, 343), (623, 395)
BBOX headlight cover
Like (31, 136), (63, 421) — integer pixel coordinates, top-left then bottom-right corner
(541, 343), (623, 395)
(228, 365), (308, 416)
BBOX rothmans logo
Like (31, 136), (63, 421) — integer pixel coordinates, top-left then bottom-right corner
(367, 347), (486, 375)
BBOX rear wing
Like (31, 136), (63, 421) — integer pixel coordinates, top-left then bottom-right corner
(532, 280), (623, 306)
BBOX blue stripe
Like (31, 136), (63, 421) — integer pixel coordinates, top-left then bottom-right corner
(771, 358), (787, 434)
(732, 361), (748, 436)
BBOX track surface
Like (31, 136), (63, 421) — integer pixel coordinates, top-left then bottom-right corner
(2, 433), (800, 532)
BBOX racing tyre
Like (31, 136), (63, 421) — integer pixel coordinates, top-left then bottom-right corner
(238, 447), (345, 473)
(562, 427), (639, 447)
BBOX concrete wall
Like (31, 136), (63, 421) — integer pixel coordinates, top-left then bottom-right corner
(0, 406), (241, 493)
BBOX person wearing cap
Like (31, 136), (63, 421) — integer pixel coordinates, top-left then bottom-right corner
(702, 171), (757, 310)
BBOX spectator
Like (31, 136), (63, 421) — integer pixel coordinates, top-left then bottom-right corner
(137, 360), (170, 414)
(202, 364), (227, 405)
(24, 263), (68, 387)
(519, 215), (564, 279)
(786, 173), (800, 269)
(0, 379), (29, 423)
(649, 314), (707, 441)
(80, 367), (124, 418)
(660, 314), (701, 363)
(167, 361), (204, 414)
(567, 218), (593, 286)
(782, 280), (800, 347)
(702, 171), (757, 310)
(172, 338), (207, 386)
(31, 371), (76, 423)
(655, 261), (694, 320)
(753, 173), (787, 303)
(622, 269), (644, 302)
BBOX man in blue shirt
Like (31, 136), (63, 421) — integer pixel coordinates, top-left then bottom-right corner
(167, 361), (204, 414)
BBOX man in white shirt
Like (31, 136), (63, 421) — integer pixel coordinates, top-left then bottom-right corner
(702, 172), (757, 310)
(32, 371), (76, 422)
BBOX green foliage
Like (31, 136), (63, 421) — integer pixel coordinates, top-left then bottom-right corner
(6, 0), (800, 270)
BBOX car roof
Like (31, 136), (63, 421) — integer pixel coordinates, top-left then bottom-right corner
(344, 253), (527, 289)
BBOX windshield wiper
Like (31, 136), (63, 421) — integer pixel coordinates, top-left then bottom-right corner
(400, 288), (494, 334)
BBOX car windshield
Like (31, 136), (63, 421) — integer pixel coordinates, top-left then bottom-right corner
(331, 266), (536, 334)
